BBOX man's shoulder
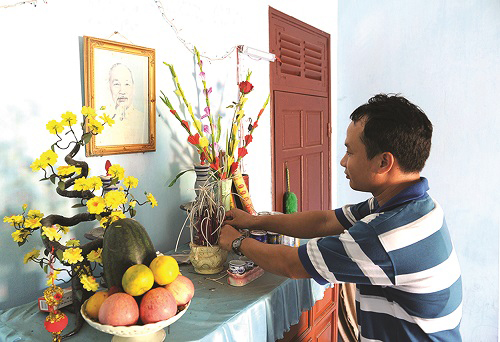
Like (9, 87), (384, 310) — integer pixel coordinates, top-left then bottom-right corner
(359, 195), (437, 235)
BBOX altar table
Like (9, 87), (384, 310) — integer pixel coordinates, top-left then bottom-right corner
(0, 253), (329, 342)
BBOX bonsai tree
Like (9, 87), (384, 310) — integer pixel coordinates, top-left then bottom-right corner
(4, 107), (157, 338)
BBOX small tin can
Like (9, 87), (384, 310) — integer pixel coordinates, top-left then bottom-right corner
(229, 260), (246, 274)
(281, 235), (296, 247)
(250, 230), (268, 243)
(267, 232), (280, 244)
(239, 256), (255, 270)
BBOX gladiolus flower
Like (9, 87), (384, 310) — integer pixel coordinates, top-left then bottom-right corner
(230, 162), (239, 175)
(253, 121), (259, 129)
(244, 134), (253, 145)
(199, 136), (209, 148)
(170, 109), (177, 115)
(210, 157), (220, 171)
(188, 133), (200, 145)
(238, 147), (248, 159)
(239, 81), (254, 94)
(181, 120), (190, 130)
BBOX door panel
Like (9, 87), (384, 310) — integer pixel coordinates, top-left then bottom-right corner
(274, 92), (330, 212)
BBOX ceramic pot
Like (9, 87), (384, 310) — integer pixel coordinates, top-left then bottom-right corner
(189, 243), (228, 274)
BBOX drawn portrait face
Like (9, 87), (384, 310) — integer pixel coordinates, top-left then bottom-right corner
(109, 63), (134, 111)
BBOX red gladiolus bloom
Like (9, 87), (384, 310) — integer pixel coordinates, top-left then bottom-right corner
(238, 81), (254, 94)
(188, 133), (200, 145)
(230, 162), (239, 175)
(210, 157), (220, 171)
(244, 134), (253, 145)
(252, 121), (258, 129)
(238, 147), (248, 159)
(170, 109), (177, 115)
(181, 120), (190, 130)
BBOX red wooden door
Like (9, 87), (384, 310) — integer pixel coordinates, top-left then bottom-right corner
(273, 92), (330, 212)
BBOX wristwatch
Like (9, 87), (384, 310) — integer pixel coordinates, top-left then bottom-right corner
(232, 235), (247, 256)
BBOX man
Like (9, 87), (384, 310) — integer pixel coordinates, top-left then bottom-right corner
(220, 94), (462, 341)
(96, 63), (148, 146)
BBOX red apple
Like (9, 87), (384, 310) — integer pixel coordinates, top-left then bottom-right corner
(139, 287), (177, 324)
(98, 293), (139, 326)
(164, 275), (195, 306)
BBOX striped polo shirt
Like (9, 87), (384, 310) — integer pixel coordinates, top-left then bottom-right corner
(298, 178), (462, 341)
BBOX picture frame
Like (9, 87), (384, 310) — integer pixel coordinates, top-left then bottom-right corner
(83, 36), (156, 156)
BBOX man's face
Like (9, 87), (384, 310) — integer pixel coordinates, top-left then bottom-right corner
(340, 120), (379, 192)
(109, 65), (134, 110)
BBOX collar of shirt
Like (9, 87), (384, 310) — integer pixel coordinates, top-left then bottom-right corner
(375, 177), (429, 213)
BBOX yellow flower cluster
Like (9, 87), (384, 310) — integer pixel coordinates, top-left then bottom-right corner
(74, 176), (103, 191)
(30, 150), (58, 172)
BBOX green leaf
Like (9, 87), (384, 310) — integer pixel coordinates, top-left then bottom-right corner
(226, 104), (234, 108)
(130, 208), (136, 218)
(44, 249), (49, 256)
(39, 259), (44, 269)
(49, 174), (57, 185)
(39, 177), (49, 182)
(17, 240), (27, 247)
(96, 215), (101, 221)
(216, 116), (222, 143)
(58, 181), (66, 191)
(51, 143), (56, 152)
(111, 178), (118, 186)
(71, 203), (85, 208)
(43, 265), (48, 273)
(55, 249), (64, 261)
(168, 169), (194, 187)
(82, 133), (92, 144)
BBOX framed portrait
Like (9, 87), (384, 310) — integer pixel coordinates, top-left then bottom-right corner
(83, 36), (156, 156)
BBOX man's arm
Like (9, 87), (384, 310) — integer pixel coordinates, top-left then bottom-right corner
(224, 208), (346, 238)
(219, 225), (310, 278)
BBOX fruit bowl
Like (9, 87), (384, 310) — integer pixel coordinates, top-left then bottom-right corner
(81, 299), (190, 342)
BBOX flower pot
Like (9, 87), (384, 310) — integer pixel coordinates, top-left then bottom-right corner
(189, 243), (228, 275)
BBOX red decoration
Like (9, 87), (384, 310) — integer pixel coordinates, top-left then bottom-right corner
(238, 81), (254, 94)
(105, 160), (112, 175)
(44, 311), (68, 333)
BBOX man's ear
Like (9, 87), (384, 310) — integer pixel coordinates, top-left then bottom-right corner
(378, 152), (395, 174)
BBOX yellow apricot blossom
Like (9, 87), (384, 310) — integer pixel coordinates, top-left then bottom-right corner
(63, 247), (83, 264)
(65, 239), (80, 247)
(86, 196), (106, 214)
(80, 274), (99, 292)
(23, 248), (40, 264)
(81, 106), (97, 118)
(46, 270), (60, 286)
(87, 176), (103, 191)
(123, 176), (139, 189)
(24, 217), (42, 229)
(87, 118), (104, 134)
(46, 120), (64, 134)
(27, 209), (44, 219)
(12, 230), (28, 243)
(40, 150), (58, 166)
(86, 248), (102, 263)
(147, 193), (158, 208)
(100, 113), (115, 126)
(61, 111), (77, 126)
(104, 190), (127, 209)
(73, 177), (90, 191)
(42, 226), (62, 241)
(107, 164), (125, 180)
(30, 158), (44, 172)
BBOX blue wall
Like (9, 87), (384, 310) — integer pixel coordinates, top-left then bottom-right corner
(337, 1), (499, 340)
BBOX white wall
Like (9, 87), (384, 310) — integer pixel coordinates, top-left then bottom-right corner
(337, 1), (499, 340)
(0, 0), (337, 311)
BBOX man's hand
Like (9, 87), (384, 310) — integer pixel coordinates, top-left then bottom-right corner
(219, 224), (242, 252)
(223, 208), (256, 230)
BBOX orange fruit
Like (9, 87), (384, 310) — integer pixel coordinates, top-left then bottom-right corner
(149, 255), (180, 285)
(121, 264), (155, 296)
(85, 291), (109, 320)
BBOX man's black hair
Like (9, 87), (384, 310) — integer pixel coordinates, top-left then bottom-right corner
(350, 94), (433, 173)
